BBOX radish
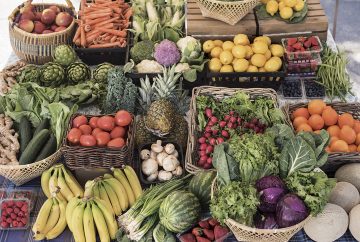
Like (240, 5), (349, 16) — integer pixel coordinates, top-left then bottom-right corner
(212, 129), (219, 136)
(237, 117), (242, 123)
(207, 121), (215, 127)
(209, 138), (216, 146)
(198, 137), (206, 144)
(210, 116), (218, 123)
(205, 126), (212, 133)
(229, 117), (237, 123)
(227, 122), (235, 129)
(207, 157), (213, 164)
(206, 145), (214, 154)
(221, 130), (229, 138)
(219, 121), (226, 128)
(204, 132), (211, 138)
(204, 163), (212, 169)
(198, 150), (206, 156)
(199, 143), (207, 151)
(205, 108), (213, 118)
(217, 137), (224, 144)
(230, 111), (235, 115)
(198, 159), (206, 166)
(200, 155), (208, 162)
(251, 118), (258, 124)
(224, 115), (230, 121)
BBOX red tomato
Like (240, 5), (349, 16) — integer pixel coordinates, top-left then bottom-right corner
(89, 117), (99, 129)
(79, 125), (92, 135)
(110, 126), (126, 139)
(97, 116), (115, 131)
(73, 115), (88, 128)
(107, 138), (125, 148)
(115, 110), (132, 127)
(80, 135), (96, 147)
(92, 128), (102, 137)
(67, 128), (82, 145)
(95, 132), (111, 147)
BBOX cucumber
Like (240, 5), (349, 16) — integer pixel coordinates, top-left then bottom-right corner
(34, 134), (57, 162)
(33, 118), (50, 137)
(19, 116), (32, 154)
(19, 129), (50, 165)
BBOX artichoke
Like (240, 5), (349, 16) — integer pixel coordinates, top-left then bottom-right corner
(17, 65), (40, 84)
(66, 62), (91, 84)
(93, 62), (114, 83)
(40, 62), (65, 87)
(53, 45), (78, 67)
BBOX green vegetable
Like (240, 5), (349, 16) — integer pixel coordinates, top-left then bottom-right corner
(35, 134), (57, 162)
(19, 129), (50, 165)
(33, 118), (50, 137)
(19, 116), (32, 154)
(153, 224), (176, 242)
(212, 143), (239, 186)
(130, 40), (155, 64)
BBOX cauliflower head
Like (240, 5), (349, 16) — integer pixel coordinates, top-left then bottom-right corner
(135, 60), (163, 73)
(154, 40), (180, 67)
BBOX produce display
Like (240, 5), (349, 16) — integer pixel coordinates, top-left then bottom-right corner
(0, 199), (29, 229)
(257, 0), (308, 23)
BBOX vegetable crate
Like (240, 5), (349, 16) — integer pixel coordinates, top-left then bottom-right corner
(185, 86), (279, 174)
(62, 114), (135, 170)
(284, 102), (360, 175)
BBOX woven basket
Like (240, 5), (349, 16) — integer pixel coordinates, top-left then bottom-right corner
(185, 86), (279, 174)
(8, 0), (76, 64)
(62, 113), (135, 170)
(0, 149), (62, 186)
(196, 0), (258, 25)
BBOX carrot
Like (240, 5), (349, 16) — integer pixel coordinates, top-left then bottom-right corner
(96, 23), (114, 29)
(104, 34), (112, 41)
(84, 24), (91, 32)
(85, 16), (110, 25)
(124, 8), (132, 20)
(80, 24), (86, 47)
(110, 35), (117, 43)
(113, 8), (122, 14)
(97, 28), (127, 37)
(93, 17), (118, 27)
(86, 32), (102, 44)
(89, 42), (121, 48)
(83, 12), (111, 20)
(72, 27), (81, 42)
(75, 39), (81, 46)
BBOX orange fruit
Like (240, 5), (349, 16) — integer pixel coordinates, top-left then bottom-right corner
(314, 130), (321, 134)
(308, 114), (324, 130)
(338, 113), (355, 128)
(349, 144), (358, 152)
(354, 120), (360, 133)
(357, 145), (360, 152)
(308, 100), (326, 115)
(296, 123), (313, 133)
(322, 107), (338, 126)
(325, 146), (331, 153)
(292, 107), (310, 120)
(339, 125), (356, 144)
(330, 136), (339, 147)
(327, 125), (341, 137)
(356, 133), (360, 145)
(331, 140), (349, 152)
(293, 116), (308, 129)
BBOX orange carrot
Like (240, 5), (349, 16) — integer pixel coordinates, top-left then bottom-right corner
(110, 35), (117, 43)
(97, 28), (127, 37)
(81, 24), (86, 47)
(83, 12), (111, 20)
(72, 27), (81, 42)
(124, 8), (132, 20)
(93, 17), (118, 27)
(75, 39), (81, 46)
(89, 42), (121, 48)
(84, 24), (91, 32)
(104, 34), (112, 41)
(86, 32), (102, 44)
(85, 16), (110, 25)
(96, 23), (114, 29)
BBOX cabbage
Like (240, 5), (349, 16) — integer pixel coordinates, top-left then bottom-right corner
(276, 193), (309, 228)
(256, 176), (286, 192)
(259, 187), (286, 213)
(254, 213), (279, 229)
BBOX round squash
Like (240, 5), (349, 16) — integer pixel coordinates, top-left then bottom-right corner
(349, 204), (360, 241)
(329, 182), (360, 213)
(188, 170), (216, 207)
(335, 164), (360, 192)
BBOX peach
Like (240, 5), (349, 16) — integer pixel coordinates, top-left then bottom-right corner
(34, 21), (46, 34)
(19, 11), (35, 21)
(34, 12), (42, 21)
(41, 9), (56, 25)
(18, 19), (34, 33)
(50, 24), (58, 31)
(55, 26), (67, 32)
(48, 5), (61, 14)
(42, 29), (54, 34)
(55, 12), (73, 27)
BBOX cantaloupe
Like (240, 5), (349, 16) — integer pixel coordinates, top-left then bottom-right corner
(349, 204), (360, 241)
(335, 164), (360, 192)
(329, 182), (360, 213)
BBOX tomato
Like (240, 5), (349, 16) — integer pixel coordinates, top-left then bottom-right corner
(115, 110), (132, 127)
(92, 128), (102, 137)
(89, 117), (99, 129)
(97, 116), (115, 131)
(73, 115), (88, 128)
(107, 137), (125, 148)
(79, 135), (96, 147)
(79, 125), (92, 135)
(95, 132), (111, 147)
(67, 128), (82, 145)
(110, 126), (126, 139)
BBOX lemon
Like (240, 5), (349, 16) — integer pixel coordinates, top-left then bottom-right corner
(265, 57), (282, 72)
(231, 45), (247, 59)
(251, 54), (267, 68)
(294, 0), (305, 11)
(254, 36), (271, 46)
(284, 0), (296, 7)
(232, 58), (238, 65)
(269, 44), (284, 57)
(234, 34), (250, 45)
(271, 56), (283, 66)
(219, 50), (234, 65)
(280, 6), (293, 19)
(259, 67), (266, 72)
(252, 41), (268, 54)
(220, 65), (234, 73)
(211, 47), (223, 58)
(203, 40), (215, 53)
(266, 0), (279, 16)
(213, 40), (224, 47)
(247, 65), (259, 72)
(233, 59), (249, 72)
(264, 49), (272, 60)
(245, 45), (254, 59)
(209, 58), (222, 72)
(278, 1), (286, 10)
(222, 41), (235, 51)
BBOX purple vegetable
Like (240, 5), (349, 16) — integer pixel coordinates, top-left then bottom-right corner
(154, 40), (180, 67)
(259, 187), (286, 213)
(256, 176), (286, 192)
(254, 213), (279, 229)
(276, 194), (309, 228)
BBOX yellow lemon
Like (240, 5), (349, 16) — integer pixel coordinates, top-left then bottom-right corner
(213, 40), (224, 47)
(234, 34), (250, 45)
(233, 59), (249, 72)
(284, 0), (297, 7)
(294, 0), (305, 11)
(247, 65), (259, 72)
(266, 0), (279, 16)
(203, 40), (215, 53)
(232, 58), (238, 65)
(245, 45), (254, 59)
(271, 56), (282, 66)
(252, 41), (269, 54)
(220, 65), (234, 73)
(254, 36), (271, 46)
(278, 1), (286, 11)
(210, 47), (223, 58)
(269, 44), (284, 57)
(280, 6), (293, 19)
(232, 45), (247, 59)
(259, 67), (266, 72)
(222, 41), (235, 51)
(209, 58), (222, 72)
(264, 49), (272, 60)
(219, 50), (234, 65)
(265, 57), (282, 72)
(251, 54), (267, 68)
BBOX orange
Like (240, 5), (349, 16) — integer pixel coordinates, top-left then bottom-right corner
(314, 130), (321, 134)
(338, 113), (355, 128)
(330, 136), (339, 147)
(308, 114), (325, 130)
(296, 123), (313, 133)
(339, 125), (356, 144)
(325, 146), (331, 153)
(308, 100), (326, 115)
(354, 120), (360, 133)
(331, 140), (349, 152)
(292, 107), (310, 120)
(357, 145), (360, 152)
(322, 107), (338, 126)
(327, 125), (341, 137)
(293, 116), (308, 129)
(356, 133), (360, 145)
(349, 144), (358, 152)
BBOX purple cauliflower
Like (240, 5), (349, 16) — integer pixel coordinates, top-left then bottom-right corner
(154, 40), (180, 67)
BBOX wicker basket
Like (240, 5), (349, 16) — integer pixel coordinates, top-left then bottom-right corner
(185, 86), (279, 174)
(0, 149), (62, 186)
(8, 0), (76, 64)
(62, 113), (135, 170)
(196, 0), (258, 25)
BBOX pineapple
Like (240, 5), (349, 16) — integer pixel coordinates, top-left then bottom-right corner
(144, 99), (175, 136)
(135, 117), (157, 146)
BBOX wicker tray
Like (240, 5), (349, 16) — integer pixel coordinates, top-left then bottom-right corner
(185, 86), (279, 174)
(62, 113), (135, 170)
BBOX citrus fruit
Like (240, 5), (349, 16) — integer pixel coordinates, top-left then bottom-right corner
(327, 125), (341, 137)
(294, 0), (305, 11)
(354, 120), (360, 133)
(209, 58), (222, 72)
(349, 144), (357, 152)
(339, 125), (356, 144)
(322, 107), (338, 126)
(247, 65), (258, 72)
(203, 40), (215, 53)
(265, 50), (272, 60)
(210, 47), (223, 58)
(308, 100), (326, 115)
(330, 136), (339, 147)
(331, 140), (349, 152)
(293, 116), (308, 129)
(292, 107), (310, 120)
(252, 41), (268, 54)
(219, 50), (233, 65)
(222, 41), (235, 51)
(254, 36), (271, 46)
(278, 1), (286, 10)
(264, 58), (281, 72)
(213, 40), (224, 47)
(259, 67), (266, 72)
(269, 44), (284, 57)
(233, 59), (249, 72)
(296, 123), (313, 132)
(308, 114), (324, 130)
(356, 133), (360, 145)
(233, 34), (250, 45)
(280, 6), (293, 19)
(245, 45), (254, 59)
(220, 65), (234, 73)
(338, 113), (355, 128)
(266, 0), (279, 16)
(232, 45), (247, 59)
(284, 0), (297, 7)
(251, 54), (267, 67)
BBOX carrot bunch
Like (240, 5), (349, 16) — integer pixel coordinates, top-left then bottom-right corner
(73, 0), (132, 48)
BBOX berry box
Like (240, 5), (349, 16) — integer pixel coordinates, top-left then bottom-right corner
(0, 188), (36, 212)
(0, 198), (30, 230)
(304, 80), (325, 99)
(286, 57), (322, 75)
(282, 36), (323, 61)
(282, 79), (303, 99)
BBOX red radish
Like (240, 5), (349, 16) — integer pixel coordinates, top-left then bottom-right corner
(198, 158), (206, 166)
(203, 229), (215, 240)
(198, 150), (206, 157)
(204, 132), (211, 138)
(209, 138), (216, 146)
(224, 115), (230, 121)
(212, 129), (219, 136)
(217, 137), (224, 144)
(227, 122), (235, 129)
(229, 117), (237, 123)
(205, 145), (213, 154)
(207, 121), (215, 127)
(229, 111), (235, 115)
(205, 126), (212, 133)
(219, 121), (226, 128)
(205, 108), (212, 118)
(206, 157), (212, 164)
(200, 155), (208, 162)
(199, 143), (207, 151)
(210, 116), (218, 123)
(237, 117), (242, 123)
(249, 123), (255, 129)
(251, 118), (258, 124)
(198, 137), (206, 144)
(221, 130), (229, 138)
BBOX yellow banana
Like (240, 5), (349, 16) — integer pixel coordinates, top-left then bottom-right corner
(57, 169), (75, 201)
(83, 203), (96, 242)
(46, 199), (67, 240)
(94, 198), (118, 240)
(102, 181), (122, 216)
(98, 182), (114, 213)
(103, 173), (113, 179)
(66, 196), (81, 232)
(71, 201), (86, 242)
(41, 167), (53, 198)
(103, 178), (129, 211)
(49, 169), (66, 201)
(84, 179), (95, 198)
(61, 166), (84, 197)
(91, 201), (110, 242)
(41, 198), (60, 235)
(33, 233), (46, 240)
(124, 165), (142, 199)
(93, 182), (100, 198)
(111, 167), (136, 206)
(32, 198), (53, 233)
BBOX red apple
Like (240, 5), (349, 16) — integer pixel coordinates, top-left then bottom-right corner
(50, 24), (58, 31)
(42, 29), (54, 34)
(55, 12), (73, 27)
(48, 5), (61, 14)
(19, 11), (35, 21)
(41, 9), (56, 25)
(34, 21), (46, 34)
(55, 26), (67, 32)
(18, 19), (34, 33)
(34, 12), (42, 21)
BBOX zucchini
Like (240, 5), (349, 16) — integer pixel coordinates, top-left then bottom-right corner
(34, 134), (57, 162)
(19, 116), (32, 154)
(33, 118), (50, 137)
(19, 129), (50, 165)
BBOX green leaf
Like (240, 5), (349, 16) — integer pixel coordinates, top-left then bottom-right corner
(288, 3), (308, 23)
(298, 131), (316, 150)
(183, 69), (197, 82)
(255, 4), (273, 20)
(212, 144), (231, 186)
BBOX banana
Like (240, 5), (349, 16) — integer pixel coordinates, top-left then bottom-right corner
(33, 233), (46, 240)
(41, 167), (53, 198)
(103, 177), (129, 211)
(98, 182), (114, 213)
(71, 201), (86, 242)
(49, 169), (66, 201)
(57, 169), (75, 201)
(93, 198), (118, 240)
(66, 196), (81, 232)
(41, 198), (60, 235)
(103, 173), (114, 179)
(83, 203), (96, 242)
(91, 201), (110, 242)
(102, 181), (122, 216)
(46, 199), (67, 240)
(84, 179), (95, 197)
(32, 198), (53, 233)
(61, 166), (84, 197)
(93, 182), (100, 198)
(112, 167), (136, 206)
(124, 165), (143, 199)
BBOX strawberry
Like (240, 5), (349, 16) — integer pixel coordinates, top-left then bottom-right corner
(6, 201), (14, 207)
(214, 225), (230, 242)
(303, 40), (312, 48)
(16, 217), (21, 222)
(192, 227), (203, 237)
(292, 42), (302, 50)
(203, 229), (215, 240)
(196, 237), (211, 242)
(21, 204), (28, 212)
(309, 36), (319, 46)
(300, 47), (306, 52)
(1, 215), (6, 221)
(12, 220), (18, 227)
(18, 222), (24, 227)
(6, 218), (12, 224)
(1, 203), (7, 210)
(287, 38), (297, 46)
(298, 37), (306, 43)
(208, 218), (219, 227)
(15, 201), (23, 208)
(20, 218), (27, 225)
(10, 213), (16, 219)
(6, 207), (13, 214)
(0, 221), (8, 228)
(179, 233), (196, 242)
(199, 220), (210, 229)
(18, 211), (24, 217)
(14, 207), (20, 214)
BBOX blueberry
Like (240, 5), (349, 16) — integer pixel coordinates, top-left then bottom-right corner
(282, 81), (302, 98)
(304, 81), (325, 98)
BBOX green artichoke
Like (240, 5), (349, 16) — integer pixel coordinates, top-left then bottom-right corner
(17, 65), (40, 84)
(93, 62), (114, 83)
(53, 45), (78, 67)
(66, 62), (91, 84)
(40, 62), (65, 87)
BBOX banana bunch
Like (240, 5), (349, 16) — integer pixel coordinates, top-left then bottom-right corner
(66, 196), (118, 242)
(41, 163), (84, 201)
(32, 197), (67, 240)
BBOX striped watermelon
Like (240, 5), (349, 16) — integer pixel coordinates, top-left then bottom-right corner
(159, 190), (201, 233)
(189, 170), (216, 207)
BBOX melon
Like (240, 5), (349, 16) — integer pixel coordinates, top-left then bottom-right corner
(189, 170), (216, 207)
(349, 204), (360, 241)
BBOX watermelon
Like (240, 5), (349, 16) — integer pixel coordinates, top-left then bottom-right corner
(189, 170), (216, 207)
(159, 190), (201, 233)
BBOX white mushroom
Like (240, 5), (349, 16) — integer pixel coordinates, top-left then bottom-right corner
(151, 140), (163, 153)
(146, 171), (158, 182)
(141, 158), (158, 176)
(164, 143), (175, 154)
(162, 155), (180, 172)
(171, 149), (179, 158)
(150, 150), (157, 159)
(158, 170), (173, 181)
(156, 151), (168, 166)
(172, 166), (183, 176)
(140, 149), (151, 160)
